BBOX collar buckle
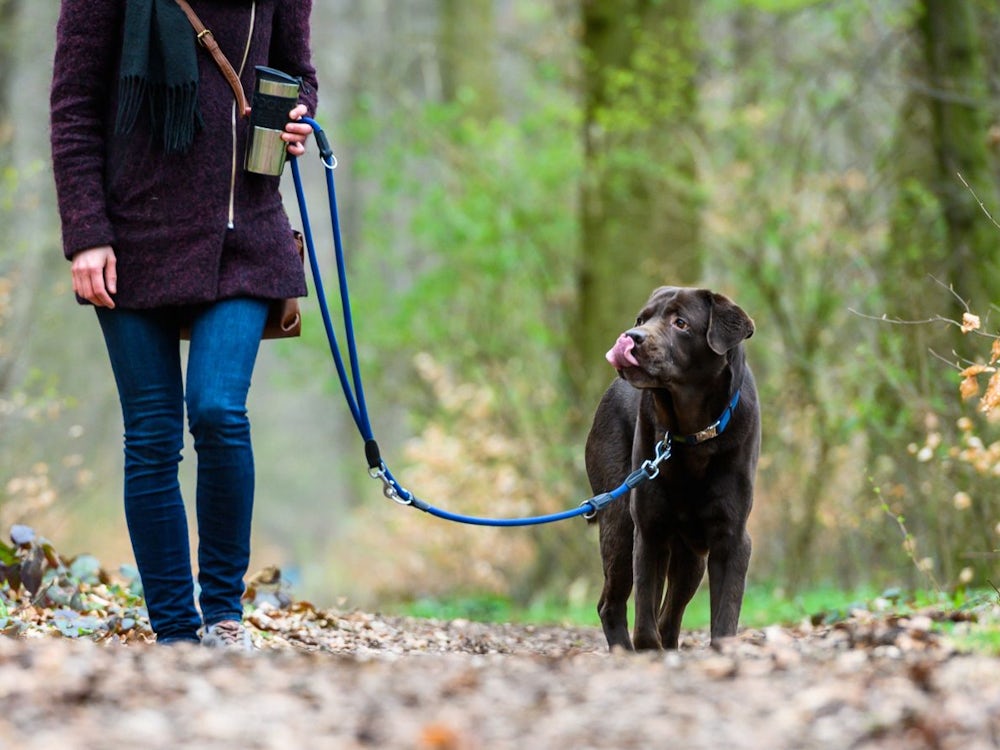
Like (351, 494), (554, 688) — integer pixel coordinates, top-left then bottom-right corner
(675, 390), (741, 446)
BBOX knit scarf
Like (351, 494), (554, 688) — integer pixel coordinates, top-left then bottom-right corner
(115, 0), (204, 153)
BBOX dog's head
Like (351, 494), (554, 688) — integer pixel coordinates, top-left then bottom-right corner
(605, 286), (754, 389)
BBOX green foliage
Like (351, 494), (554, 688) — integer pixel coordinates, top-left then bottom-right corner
(329, 352), (597, 608)
(395, 594), (530, 624)
(693, 0), (1000, 595)
(697, 0), (909, 587)
(1, 157), (93, 534)
(729, 0), (827, 12)
(10, 0), (999, 608)
(306, 0), (1000, 604)
(345, 90), (581, 377)
(387, 583), (1000, 645)
(594, 16), (697, 138)
(946, 621), (1000, 656)
(887, 310), (1000, 586)
(306, 51), (594, 605)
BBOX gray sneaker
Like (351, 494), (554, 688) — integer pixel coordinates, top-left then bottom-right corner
(200, 620), (254, 651)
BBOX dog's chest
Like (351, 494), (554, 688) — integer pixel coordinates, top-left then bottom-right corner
(640, 449), (719, 521)
(661, 445), (714, 483)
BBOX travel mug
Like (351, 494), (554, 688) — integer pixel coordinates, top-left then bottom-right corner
(245, 66), (301, 176)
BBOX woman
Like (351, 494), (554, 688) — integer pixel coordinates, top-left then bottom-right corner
(50, 0), (318, 648)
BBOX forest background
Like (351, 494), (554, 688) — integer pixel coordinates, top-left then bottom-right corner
(2, 0), (1000, 616)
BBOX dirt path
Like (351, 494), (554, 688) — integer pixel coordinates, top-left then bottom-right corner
(2, 605), (998, 749)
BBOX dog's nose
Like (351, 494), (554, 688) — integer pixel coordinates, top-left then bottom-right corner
(626, 329), (646, 346)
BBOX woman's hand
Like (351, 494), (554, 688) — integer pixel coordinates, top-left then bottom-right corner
(283, 104), (313, 157)
(71, 245), (117, 308)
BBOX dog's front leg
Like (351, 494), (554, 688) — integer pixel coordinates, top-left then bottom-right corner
(658, 539), (706, 649)
(596, 509), (635, 651)
(707, 527), (751, 645)
(631, 524), (666, 650)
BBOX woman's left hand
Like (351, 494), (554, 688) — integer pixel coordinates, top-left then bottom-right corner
(283, 104), (313, 156)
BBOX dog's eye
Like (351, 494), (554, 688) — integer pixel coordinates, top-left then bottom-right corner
(673, 317), (689, 331)
(635, 317), (644, 326)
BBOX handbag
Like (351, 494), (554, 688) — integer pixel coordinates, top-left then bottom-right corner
(175, 0), (304, 340)
(263, 231), (304, 339)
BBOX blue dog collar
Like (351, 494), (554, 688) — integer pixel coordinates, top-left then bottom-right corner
(674, 389), (741, 445)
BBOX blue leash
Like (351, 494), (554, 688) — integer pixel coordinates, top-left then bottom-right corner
(289, 117), (683, 526)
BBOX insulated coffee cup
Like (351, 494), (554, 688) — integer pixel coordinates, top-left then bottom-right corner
(245, 66), (301, 176)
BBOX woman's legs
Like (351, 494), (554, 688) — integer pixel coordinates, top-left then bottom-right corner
(96, 306), (201, 643)
(97, 298), (268, 642)
(185, 298), (268, 627)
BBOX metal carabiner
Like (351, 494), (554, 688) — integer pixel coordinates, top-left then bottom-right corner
(369, 465), (412, 506)
(640, 433), (672, 479)
(655, 433), (672, 464)
(640, 458), (661, 480)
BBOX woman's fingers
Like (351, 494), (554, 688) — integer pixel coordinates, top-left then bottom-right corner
(71, 246), (117, 308)
(283, 104), (313, 155)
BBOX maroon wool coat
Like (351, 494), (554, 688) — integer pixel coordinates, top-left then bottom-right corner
(50, 0), (319, 309)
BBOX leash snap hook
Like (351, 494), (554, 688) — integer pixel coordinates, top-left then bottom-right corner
(640, 458), (660, 480)
(369, 464), (412, 506)
(641, 433), (673, 479)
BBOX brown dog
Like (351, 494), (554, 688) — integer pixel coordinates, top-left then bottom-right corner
(585, 286), (759, 651)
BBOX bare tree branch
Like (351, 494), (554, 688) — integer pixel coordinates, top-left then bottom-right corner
(956, 172), (1000, 232)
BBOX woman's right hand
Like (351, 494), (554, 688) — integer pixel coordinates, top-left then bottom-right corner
(71, 245), (117, 308)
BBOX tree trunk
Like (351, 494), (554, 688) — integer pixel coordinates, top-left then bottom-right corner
(0, 0), (24, 398)
(882, 0), (1000, 409)
(0, 0), (23, 167)
(919, 0), (1000, 307)
(873, 0), (1000, 586)
(570, 0), (702, 409)
(438, 0), (499, 120)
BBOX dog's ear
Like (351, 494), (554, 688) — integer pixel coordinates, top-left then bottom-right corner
(706, 293), (754, 355)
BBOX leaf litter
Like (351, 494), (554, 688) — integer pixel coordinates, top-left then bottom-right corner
(1, 525), (999, 749)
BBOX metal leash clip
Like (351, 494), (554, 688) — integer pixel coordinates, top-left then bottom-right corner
(369, 464), (412, 506)
(639, 433), (672, 480)
(580, 433), (673, 520)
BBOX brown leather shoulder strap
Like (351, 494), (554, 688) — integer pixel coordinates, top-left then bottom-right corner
(174, 0), (250, 116)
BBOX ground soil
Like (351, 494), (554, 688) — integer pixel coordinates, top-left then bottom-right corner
(1, 601), (998, 749)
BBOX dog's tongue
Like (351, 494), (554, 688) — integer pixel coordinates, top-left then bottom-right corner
(606, 334), (639, 369)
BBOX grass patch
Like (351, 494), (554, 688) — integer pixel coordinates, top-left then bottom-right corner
(390, 593), (599, 627)
(388, 585), (1000, 652)
(948, 626), (1000, 655)
(684, 583), (883, 629)
(387, 582), (884, 629)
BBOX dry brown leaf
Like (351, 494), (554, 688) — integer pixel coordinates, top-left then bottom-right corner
(980, 370), (1000, 413)
(960, 376), (980, 401)
(961, 312), (981, 333)
(991, 337), (1000, 365)
(960, 364), (988, 378)
(419, 722), (465, 750)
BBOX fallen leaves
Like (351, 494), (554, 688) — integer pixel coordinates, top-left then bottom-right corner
(0, 526), (151, 642)
(2, 527), (1000, 748)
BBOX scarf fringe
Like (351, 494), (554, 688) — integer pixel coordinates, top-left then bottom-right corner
(115, 75), (148, 136)
(158, 82), (199, 154)
(116, 0), (202, 154)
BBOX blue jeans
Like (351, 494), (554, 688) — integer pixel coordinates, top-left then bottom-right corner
(96, 298), (269, 644)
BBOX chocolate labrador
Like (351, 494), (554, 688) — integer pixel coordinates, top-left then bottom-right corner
(585, 286), (759, 651)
